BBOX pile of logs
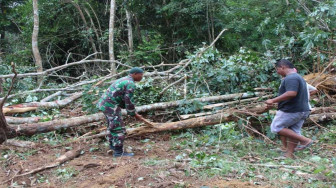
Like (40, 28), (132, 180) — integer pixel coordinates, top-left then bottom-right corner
(1, 86), (336, 143)
(303, 57), (336, 100)
(1, 90), (263, 139)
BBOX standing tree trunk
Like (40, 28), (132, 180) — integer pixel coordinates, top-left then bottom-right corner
(32, 0), (43, 84)
(0, 1), (5, 54)
(206, 0), (211, 44)
(69, 1), (98, 58)
(0, 63), (17, 144)
(125, 8), (133, 54)
(83, 7), (102, 59)
(109, 0), (116, 75)
(133, 14), (142, 44)
(210, 1), (215, 46)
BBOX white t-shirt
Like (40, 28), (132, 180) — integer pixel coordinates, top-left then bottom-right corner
(306, 83), (317, 110)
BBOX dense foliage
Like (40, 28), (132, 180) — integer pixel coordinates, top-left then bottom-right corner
(1, 1), (336, 187)
(1, 0), (335, 104)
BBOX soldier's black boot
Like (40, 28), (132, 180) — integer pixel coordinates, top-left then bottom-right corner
(110, 145), (134, 157)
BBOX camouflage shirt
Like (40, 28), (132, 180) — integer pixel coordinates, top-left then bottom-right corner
(97, 76), (136, 116)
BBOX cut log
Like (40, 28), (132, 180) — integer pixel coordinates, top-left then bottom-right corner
(6, 116), (40, 124)
(86, 111), (336, 140)
(9, 113), (104, 138)
(5, 108), (237, 140)
(203, 95), (272, 110)
(127, 112), (236, 137)
(40, 91), (63, 102)
(4, 91), (261, 115)
(79, 112), (237, 140)
(4, 139), (36, 148)
(3, 92), (82, 114)
(1, 92), (261, 139)
(4, 104), (335, 141)
(311, 106), (336, 114)
(5, 102), (333, 141)
(135, 92), (262, 113)
(180, 111), (215, 119)
(306, 112), (336, 124)
(180, 105), (336, 121)
(253, 88), (273, 92)
(3, 107), (39, 114)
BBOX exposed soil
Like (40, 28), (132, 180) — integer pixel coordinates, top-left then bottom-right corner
(0, 133), (269, 188)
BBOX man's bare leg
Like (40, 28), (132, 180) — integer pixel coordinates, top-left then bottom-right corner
(285, 137), (299, 158)
(278, 128), (311, 145)
(280, 135), (287, 152)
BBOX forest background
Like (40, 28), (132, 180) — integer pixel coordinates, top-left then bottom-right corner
(0, 0), (335, 187)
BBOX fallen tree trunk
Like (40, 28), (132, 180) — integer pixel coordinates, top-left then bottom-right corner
(181, 102), (271, 120)
(81, 111), (237, 139)
(306, 112), (336, 124)
(3, 92), (82, 114)
(180, 111), (215, 119)
(311, 106), (336, 114)
(127, 112), (236, 137)
(0, 92), (261, 139)
(40, 91), (64, 102)
(4, 90), (261, 115)
(135, 92), (262, 113)
(203, 95), (272, 110)
(6, 116), (41, 124)
(4, 139), (36, 148)
(8, 113), (104, 138)
(3, 104), (335, 141)
(4, 106), (243, 139)
(86, 111), (336, 140)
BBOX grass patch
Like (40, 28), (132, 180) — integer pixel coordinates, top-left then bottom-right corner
(143, 158), (169, 166)
(170, 122), (336, 187)
(17, 131), (68, 146)
(1, 148), (38, 160)
(55, 167), (79, 182)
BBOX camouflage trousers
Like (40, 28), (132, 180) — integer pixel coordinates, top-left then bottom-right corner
(103, 106), (126, 147)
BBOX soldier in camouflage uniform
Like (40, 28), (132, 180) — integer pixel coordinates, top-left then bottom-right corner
(97, 67), (145, 157)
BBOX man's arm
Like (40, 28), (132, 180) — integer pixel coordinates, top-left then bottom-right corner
(266, 91), (297, 106)
(124, 82), (147, 121)
(266, 77), (299, 106)
(307, 84), (318, 96)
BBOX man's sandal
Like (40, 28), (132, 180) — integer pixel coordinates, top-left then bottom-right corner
(295, 140), (314, 151)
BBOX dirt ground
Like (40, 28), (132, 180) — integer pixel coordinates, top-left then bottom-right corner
(0, 133), (269, 188)
(0, 107), (271, 187)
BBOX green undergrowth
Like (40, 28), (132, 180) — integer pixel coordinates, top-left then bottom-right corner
(170, 122), (336, 187)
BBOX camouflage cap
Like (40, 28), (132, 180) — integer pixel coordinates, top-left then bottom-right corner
(129, 67), (144, 74)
